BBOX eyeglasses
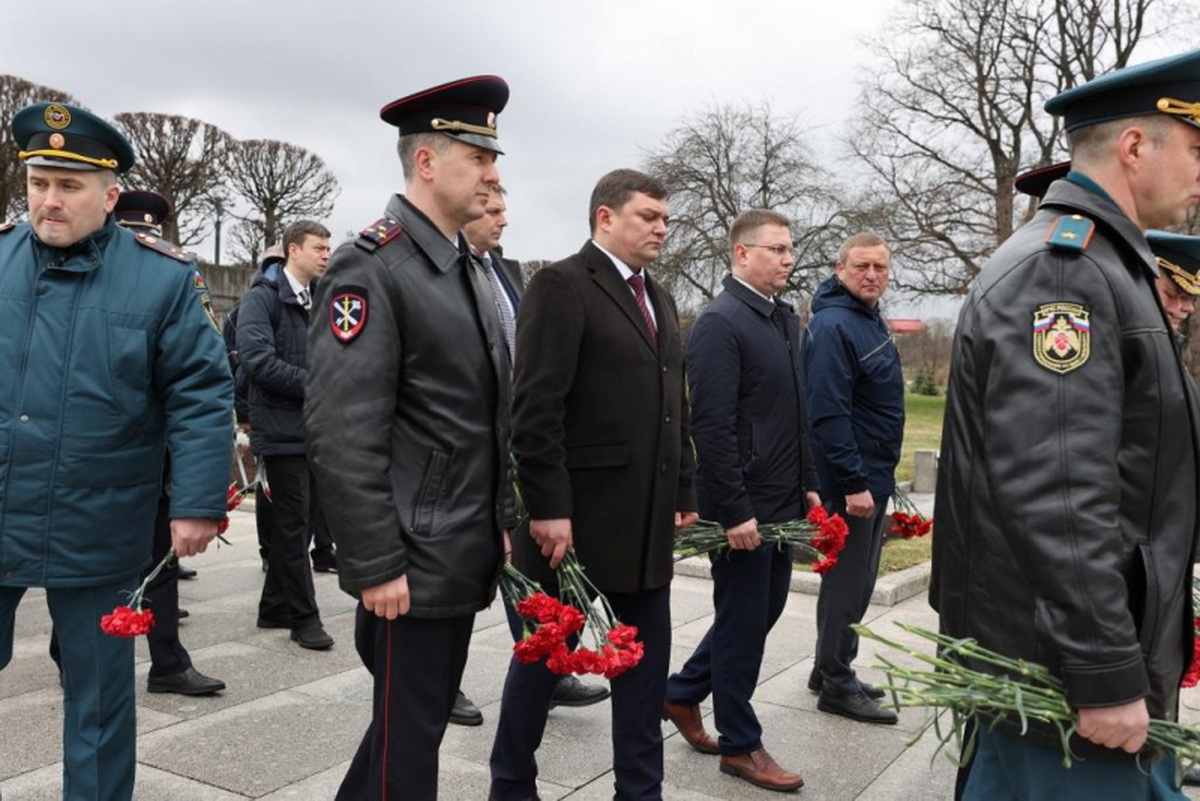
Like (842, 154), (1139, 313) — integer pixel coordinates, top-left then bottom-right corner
(741, 243), (793, 257)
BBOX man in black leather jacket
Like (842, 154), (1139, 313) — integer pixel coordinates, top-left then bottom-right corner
(305, 75), (513, 801)
(932, 49), (1200, 798)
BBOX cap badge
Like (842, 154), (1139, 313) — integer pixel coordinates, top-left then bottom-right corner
(44, 104), (71, 130)
(48, 132), (65, 149)
(144, 213), (154, 223)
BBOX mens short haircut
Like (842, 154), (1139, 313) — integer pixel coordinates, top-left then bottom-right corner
(729, 209), (791, 252)
(397, 132), (451, 182)
(588, 169), (668, 234)
(837, 232), (890, 265)
(283, 220), (331, 256)
(1067, 114), (1176, 162)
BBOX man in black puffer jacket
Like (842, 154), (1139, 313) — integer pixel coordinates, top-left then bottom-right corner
(237, 220), (334, 650)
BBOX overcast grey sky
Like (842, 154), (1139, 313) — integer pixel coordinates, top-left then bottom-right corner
(4, 0), (965, 316)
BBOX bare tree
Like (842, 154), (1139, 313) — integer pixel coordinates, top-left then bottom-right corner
(226, 139), (340, 247)
(642, 103), (853, 311)
(0, 75), (81, 221)
(113, 112), (233, 246)
(847, 0), (1174, 295)
(226, 217), (267, 267)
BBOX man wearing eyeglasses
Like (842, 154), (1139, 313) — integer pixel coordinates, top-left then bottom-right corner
(801, 232), (904, 726)
(662, 209), (818, 791)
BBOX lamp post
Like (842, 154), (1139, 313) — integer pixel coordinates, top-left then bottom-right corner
(213, 199), (224, 268)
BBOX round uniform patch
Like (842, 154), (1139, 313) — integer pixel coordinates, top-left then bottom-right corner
(330, 287), (369, 344)
(45, 103), (71, 130)
(1032, 302), (1091, 374)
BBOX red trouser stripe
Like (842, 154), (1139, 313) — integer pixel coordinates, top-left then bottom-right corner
(382, 618), (392, 800)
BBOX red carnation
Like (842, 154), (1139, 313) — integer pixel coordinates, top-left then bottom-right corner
(100, 605), (155, 637)
(813, 556), (838, 575)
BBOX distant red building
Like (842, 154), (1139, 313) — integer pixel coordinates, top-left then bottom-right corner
(886, 318), (926, 335)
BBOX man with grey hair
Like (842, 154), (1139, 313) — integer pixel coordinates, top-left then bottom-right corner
(305, 75), (512, 799)
(802, 231), (905, 727)
(933, 49), (1200, 796)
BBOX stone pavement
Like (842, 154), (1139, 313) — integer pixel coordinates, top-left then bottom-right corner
(4, 510), (1200, 800)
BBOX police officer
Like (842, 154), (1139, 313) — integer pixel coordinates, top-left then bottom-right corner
(304, 76), (512, 799)
(934, 49), (1200, 798)
(0, 104), (232, 800)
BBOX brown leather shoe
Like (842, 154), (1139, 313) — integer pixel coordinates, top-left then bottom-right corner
(661, 700), (719, 754)
(720, 748), (804, 793)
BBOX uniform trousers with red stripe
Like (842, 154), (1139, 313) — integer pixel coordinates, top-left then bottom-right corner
(336, 603), (475, 801)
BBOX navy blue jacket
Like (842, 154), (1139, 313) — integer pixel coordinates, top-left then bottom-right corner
(801, 275), (904, 499)
(236, 255), (308, 456)
(687, 275), (819, 528)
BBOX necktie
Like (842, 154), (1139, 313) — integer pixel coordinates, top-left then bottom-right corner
(297, 287), (311, 311)
(480, 255), (516, 358)
(627, 273), (658, 347)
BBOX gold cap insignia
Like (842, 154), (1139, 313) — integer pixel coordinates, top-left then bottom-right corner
(44, 104), (71, 130)
(144, 213), (153, 223)
(48, 132), (65, 149)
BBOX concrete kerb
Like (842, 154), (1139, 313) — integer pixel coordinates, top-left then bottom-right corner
(674, 557), (931, 607)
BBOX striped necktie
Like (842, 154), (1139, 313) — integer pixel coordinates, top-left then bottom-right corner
(481, 254), (516, 358)
(627, 273), (657, 347)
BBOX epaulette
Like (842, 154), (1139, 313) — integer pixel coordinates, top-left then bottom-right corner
(0, 221), (14, 233)
(133, 230), (191, 262)
(1044, 214), (1095, 253)
(355, 217), (404, 253)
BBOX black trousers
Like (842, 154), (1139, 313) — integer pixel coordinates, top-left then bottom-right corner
(310, 481), (335, 557)
(666, 543), (792, 754)
(490, 583), (671, 801)
(258, 471), (334, 561)
(257, 455), (319, 628)
(256, 478), (274, 560)
(49, 488), (191, 678)
(814, 498), (889, 696)
(337, 605), (475, 801)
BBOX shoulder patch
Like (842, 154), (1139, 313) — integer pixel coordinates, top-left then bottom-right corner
(1044, 214), (1095, 252)
(1033, 302), (1091, 374)
(134, 230), (191, 262)
(329, 286), (369, 344)
(355, 217), (404, 253)
(0, 221), (14, 233)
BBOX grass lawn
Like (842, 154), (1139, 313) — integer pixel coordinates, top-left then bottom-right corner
(895, 392), (946, 484)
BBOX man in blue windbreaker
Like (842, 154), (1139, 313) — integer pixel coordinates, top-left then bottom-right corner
(0, 102), (232, 800)
(801, 232), (905, 727)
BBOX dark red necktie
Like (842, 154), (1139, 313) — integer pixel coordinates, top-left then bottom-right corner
(627, 273), (658, 347)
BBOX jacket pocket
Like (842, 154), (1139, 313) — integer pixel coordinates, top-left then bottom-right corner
(1131, 542), (1161, 656)
(411, 449), (448, 536)
(107, 321), (151, 411)
(737, 420), (757, 466)
(566, 443), (630, 469)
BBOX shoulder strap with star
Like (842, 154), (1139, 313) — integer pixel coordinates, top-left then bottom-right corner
(1044, 214), (1095, 253)
(133, 230), (192, 262)
(355, 216), (404, 254)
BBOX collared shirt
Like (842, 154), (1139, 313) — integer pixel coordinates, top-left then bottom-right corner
(731, 274), (773, 304)
(283, 264), (308, 305)
(592, 239), (657, 327)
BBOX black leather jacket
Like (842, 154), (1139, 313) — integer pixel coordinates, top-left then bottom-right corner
(305, 195), (512, 617)
(931, 177), (1200, 762)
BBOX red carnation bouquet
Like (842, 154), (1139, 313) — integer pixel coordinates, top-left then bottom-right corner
(671, 505), (851, 574)
(888, 486), (933, 539)
(501, 555), (645, 680)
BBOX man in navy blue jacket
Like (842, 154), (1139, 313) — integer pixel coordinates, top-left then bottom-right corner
(802, 232), (905, 725)
(663, 209), (819, 791)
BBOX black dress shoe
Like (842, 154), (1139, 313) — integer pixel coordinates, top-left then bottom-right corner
(807, 667), (885, 700)
(549, 675), (610, 709)
(311, 554), (338, 573)
(178, 566), (198, 580)
(291, 623), (334, 650)
(817, 689), (898, 725)
(178, 608), (190, 620)
(449, 690), (483, 726)
(147, 666), (226, 696)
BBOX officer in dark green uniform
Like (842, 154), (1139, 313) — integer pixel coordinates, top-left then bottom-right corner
(0, 103), (232, 800)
